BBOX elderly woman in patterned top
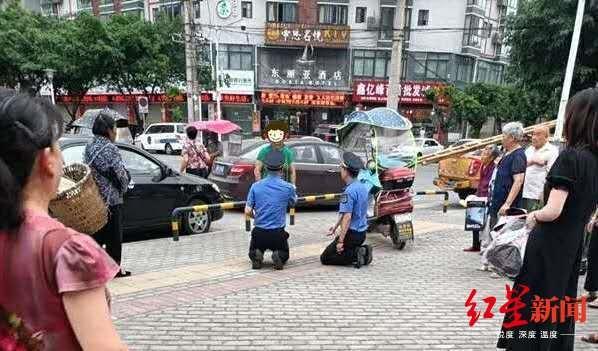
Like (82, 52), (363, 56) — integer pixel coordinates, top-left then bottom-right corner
(84, 111), (131, 278)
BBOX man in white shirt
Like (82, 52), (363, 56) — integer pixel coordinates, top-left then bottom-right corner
(522, 126), (559, 211)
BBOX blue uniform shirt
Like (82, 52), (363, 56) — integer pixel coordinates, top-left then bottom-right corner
(246, 174), (297, 230)
(339, 179), (369, 233)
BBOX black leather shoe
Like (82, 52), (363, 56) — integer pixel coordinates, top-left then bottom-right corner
(354, 246), (366, 269)
(250, 250), (263, 269)
(272, 251), (284, 270)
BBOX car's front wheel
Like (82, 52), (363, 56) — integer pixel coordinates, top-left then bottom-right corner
(183, 199), (211, 234)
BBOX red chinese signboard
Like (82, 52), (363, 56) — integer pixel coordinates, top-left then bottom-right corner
(352, 80), (445, 105)
(221, 94), (253, 104)
(56, 93), (214, 104)
(260, 90), (347, 107)
(465, 285), (587, 331)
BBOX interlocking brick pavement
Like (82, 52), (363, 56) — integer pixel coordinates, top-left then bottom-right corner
(113, 213), (598, 350)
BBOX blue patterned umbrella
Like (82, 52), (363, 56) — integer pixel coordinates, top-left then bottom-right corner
(337, 107), (412, 142)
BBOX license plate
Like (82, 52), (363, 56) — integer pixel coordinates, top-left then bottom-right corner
(394, 214), (412, 224)
(213, 164), (225, 175)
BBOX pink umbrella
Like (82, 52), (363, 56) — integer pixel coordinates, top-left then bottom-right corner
(188, 120), (241, 135)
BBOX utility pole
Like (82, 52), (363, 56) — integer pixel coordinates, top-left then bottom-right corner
(183, 0), (200, 122)
(386, 0), (406, 111)
(555, 0), (585, 141)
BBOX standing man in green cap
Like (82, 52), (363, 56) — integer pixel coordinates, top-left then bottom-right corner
(321, 151), (372, 268)
(245, 149), (297, 270)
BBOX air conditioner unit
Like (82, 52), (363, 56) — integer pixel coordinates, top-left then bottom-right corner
(492, 32), (503, 45)
(366, 16), (379, 30)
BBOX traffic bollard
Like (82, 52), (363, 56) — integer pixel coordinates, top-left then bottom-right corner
(415, 190), (449, 213)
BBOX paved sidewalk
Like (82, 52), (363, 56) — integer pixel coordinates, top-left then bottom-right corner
(112, 207), (598, 350)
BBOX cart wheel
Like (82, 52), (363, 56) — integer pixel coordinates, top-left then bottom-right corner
(392, 237), (407, 250)
(389, 222), (407, 250)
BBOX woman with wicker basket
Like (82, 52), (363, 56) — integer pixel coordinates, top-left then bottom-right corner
(84, 112), (132, 278)
(0, 90), (128, 350)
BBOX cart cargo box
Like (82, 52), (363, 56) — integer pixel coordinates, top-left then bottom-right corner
(380, 167), (415, 190)
(376, 189), (413, 217)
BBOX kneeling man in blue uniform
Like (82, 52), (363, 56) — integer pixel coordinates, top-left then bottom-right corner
(245, 149), (297, 270)
(321, 152), (372, 268)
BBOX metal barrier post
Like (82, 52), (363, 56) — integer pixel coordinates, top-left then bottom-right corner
(171, 215), (180, 242)
(245, 213), (251, 232)
(289, 207), (295, 225)
(415, 190), (449, 213)
(443, 192), (449, 213)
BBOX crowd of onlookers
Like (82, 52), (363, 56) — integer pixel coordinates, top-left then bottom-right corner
(458, 89), (598, 349)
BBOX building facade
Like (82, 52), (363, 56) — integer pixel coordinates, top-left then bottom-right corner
(33, 0), (518, 135)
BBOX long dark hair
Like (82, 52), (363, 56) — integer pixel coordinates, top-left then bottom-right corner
(0, 90), (64, 232)
(565, 88), (598, 153)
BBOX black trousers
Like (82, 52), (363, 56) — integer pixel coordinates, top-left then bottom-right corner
(187, 167), (209, 178)
(249, 227), (290, 263)
(320, 230), (366, 266)
(95, 204), (123, 266)
(585, 226), (598, 292)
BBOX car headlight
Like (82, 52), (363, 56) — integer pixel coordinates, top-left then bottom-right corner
(211, 183), (220, 193)
(366, 159), (377, 171)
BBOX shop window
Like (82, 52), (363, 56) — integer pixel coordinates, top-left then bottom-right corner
(318, 4), (348, 25)
(425, 53), (449, 80)
(417, 9), (429, 26)
(463, 15), (482, 48)
(242, 1), (252, 18)
(353, 50), (390, 78)
(379, 7), (394, 40)
(411, 52), (427, 80)
(267, 1), (297, 23)
(218, 44), (253, 71)
(456, 55), (474, 83)
(355, 7), (366, 24)
(476, 61), (490, 83)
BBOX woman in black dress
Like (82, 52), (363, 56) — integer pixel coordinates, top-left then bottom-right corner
(497, 88), (598, 351)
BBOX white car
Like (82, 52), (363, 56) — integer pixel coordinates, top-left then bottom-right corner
(414, 138), (444, 157)
(136, 123), (186, 155)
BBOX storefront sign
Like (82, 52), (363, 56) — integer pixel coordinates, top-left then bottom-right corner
(258, 48), (350, 91)
(269, 67), (345, 88)
(352, 80), (445, 104)
(260, 90), (347, 108)
(221, 94), (252, 104)
(265, 23), (350, 48)
(56, 93), (214, 104)
(219, 70), (254, 94)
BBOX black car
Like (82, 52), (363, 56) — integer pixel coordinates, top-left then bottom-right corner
(59, 136), (223, 240)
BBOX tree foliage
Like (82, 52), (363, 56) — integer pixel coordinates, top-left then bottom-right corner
(505, 0), (598, 117)
(0, 2), (52, 94)
(0, 5), (190, 123)
(426, 83), (544, 138)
